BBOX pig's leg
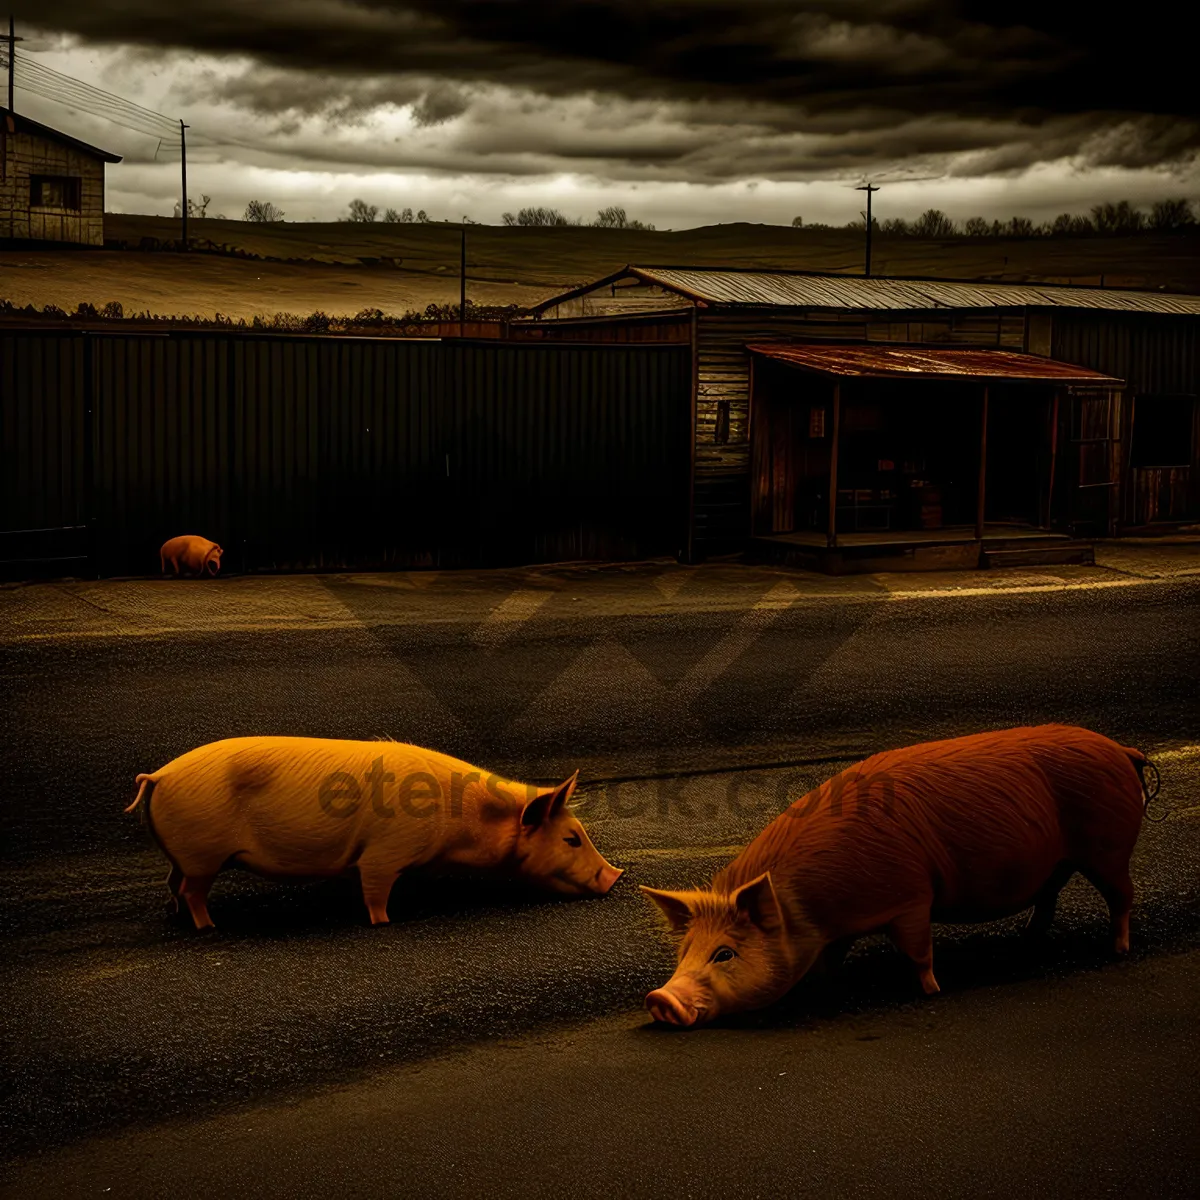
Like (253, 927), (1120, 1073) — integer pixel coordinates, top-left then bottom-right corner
(813, 935), (857, 980)
(359, 863), (401, 925)
(1024, 862), (1076, 940)
(178, 875), (217, 930)
(886, 907), (939, 995)
(1080, 862), (1134, 954)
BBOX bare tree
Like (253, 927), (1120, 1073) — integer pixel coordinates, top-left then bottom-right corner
(594, 205), (628, 227)
(174, 195), (211, 220)
(1149, 198), (1195, 231)
(1091, 200), (1144, 234)
(1049, 212), (1094, 236)
(382, 207), (402, 222)
(880, 217), (910, 235)
(593, 205), (655, 230)
(244, 200), (285, 223)
(912, 209), (957, 237)
(345, 199), (379, 223)
(791, 215), (803, 227)
(1007, 216), (1036, 237)
(506, 206), (579, 226)
(963, 216), (990, 237)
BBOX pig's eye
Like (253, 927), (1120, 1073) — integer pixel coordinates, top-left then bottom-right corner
(711, 946), (736, 964)
(563, 832), (582, 847)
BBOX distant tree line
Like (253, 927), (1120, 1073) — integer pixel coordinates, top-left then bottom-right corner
(232, 195), (1195, 234)
(792, 198), (1198, 238)
(499, 205), (655, 229)
(245, 199), (658, 228)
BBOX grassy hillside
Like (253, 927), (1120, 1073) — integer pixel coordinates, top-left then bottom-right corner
(2, 216), (1198, 323)
(104, 214), (1200, 293)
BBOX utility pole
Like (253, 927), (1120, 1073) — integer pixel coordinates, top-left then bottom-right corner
(459, 218), (467, 337)
(855, 182), (879, 277)
(179, 119), (189, 251)
(8, 16), (21, 114)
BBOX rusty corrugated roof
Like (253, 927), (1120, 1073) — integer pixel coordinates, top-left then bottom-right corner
(746, 342), (1124, 383)
(530, 266), (1200, 316)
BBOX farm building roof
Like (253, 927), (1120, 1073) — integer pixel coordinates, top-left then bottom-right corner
(746, 342), (1123, 384)
(530, 265), (1200, 316)
(1, 106), (123, 163)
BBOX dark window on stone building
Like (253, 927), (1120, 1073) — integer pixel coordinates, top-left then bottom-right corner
(30, 176), (82, 210)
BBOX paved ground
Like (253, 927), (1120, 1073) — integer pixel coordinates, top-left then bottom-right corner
(2, 548), (1198, 1192)
(8, 949), (1199, 1199)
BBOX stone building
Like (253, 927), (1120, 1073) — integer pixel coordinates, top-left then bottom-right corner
(1, 107), (121, 246)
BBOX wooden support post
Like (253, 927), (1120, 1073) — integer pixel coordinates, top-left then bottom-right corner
(747, 353), (759, 535)
(827, 382), (841, 549)
(1044, 390), (1060, 528)
(975, 384), (989, 541)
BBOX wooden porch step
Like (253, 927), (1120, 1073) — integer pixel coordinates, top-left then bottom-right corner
(982, 542), (1094, 569)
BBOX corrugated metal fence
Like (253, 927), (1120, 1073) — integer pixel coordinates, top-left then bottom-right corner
(1, 330), (691, 575)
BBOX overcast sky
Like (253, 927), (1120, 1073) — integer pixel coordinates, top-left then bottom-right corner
(7, 1), (1197, 228)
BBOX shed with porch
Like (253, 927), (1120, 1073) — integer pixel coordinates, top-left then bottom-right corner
(518, 267), (1200, 569)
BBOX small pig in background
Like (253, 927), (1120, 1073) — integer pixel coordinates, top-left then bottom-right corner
(126, 736), (622, 929)
(642, 725), (1151, 1027)
(160, 535), (223, 577)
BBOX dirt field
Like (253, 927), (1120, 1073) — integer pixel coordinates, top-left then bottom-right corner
(2, 214), (1198, 320)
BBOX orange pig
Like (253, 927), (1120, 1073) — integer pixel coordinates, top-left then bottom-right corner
(126, 737), (622, 929)
(160, 535), (223, 577)
(642, 725), (1150, 1027)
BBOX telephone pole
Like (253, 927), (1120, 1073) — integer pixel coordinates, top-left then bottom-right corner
(179, 119), (189, 250)
(855, 182), (880, 277)
(7, 16), (21, 113)
(459, 218), (467, 337)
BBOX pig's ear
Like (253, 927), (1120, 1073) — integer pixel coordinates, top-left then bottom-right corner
(640, 886), (694, 934)
(731, 872), (784, 934)
(520, 771), (578, 829)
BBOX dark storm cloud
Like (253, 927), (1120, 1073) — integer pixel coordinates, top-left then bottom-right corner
(16, 1), (1198, 173)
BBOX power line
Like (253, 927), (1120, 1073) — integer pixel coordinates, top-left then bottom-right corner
(4, 47), (180, 142)
(2, 46), (280, 160)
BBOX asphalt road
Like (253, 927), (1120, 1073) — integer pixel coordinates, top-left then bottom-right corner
(2, 566), (1199, 1189)
(9, 949), (1200, 1199)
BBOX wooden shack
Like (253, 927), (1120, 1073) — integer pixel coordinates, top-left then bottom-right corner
(0, 107), (121, 246)
(517, 267), (1200, 570)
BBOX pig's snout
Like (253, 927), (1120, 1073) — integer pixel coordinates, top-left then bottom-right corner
(595, 864), (623, 894)
(645, 986), (704, 1028)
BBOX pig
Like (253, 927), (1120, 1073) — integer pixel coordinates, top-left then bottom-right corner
(160, 535), (223, 577)
(125, 736), (622, 929)
(642, 724), (1150, 1027)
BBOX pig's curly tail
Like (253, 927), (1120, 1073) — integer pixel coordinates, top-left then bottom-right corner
(1133, 754), (1166, 822)
(125, 774), (156, 818)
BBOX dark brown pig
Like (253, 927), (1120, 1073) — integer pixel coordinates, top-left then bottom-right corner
(642, 725), (1150, 1026)
(126, 736), (622, 929)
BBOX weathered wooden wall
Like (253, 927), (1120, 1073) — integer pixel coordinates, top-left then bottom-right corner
(692, 308), (1028, 552)
(1051, 314), (1200, 527)
(0, 127), (106, 245)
